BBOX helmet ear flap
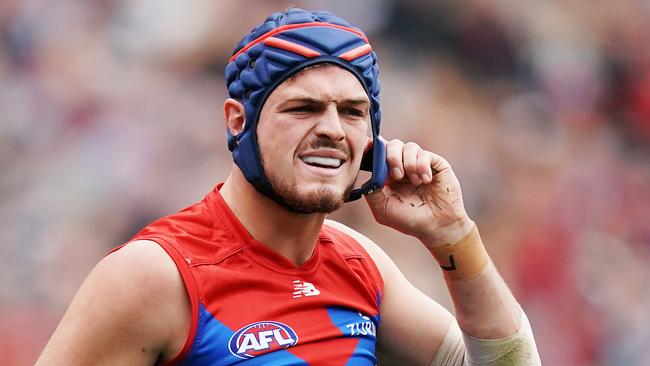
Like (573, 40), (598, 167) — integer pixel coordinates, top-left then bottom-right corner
(347, 132), (388, 202)
(360, 145), (374, 172)
(227, 131), (238, 151)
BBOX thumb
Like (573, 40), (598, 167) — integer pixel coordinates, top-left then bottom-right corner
(364, 186), (388, 212)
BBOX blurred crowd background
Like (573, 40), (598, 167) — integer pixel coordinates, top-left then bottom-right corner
(2, 0), (649, 364)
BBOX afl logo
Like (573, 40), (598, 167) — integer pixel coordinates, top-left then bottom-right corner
(228, 321), (299, 359)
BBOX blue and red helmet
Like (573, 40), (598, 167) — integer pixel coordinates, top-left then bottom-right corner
(225, 8), (387, 203)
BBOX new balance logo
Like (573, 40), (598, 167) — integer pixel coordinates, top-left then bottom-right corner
(292, 280), (320, 298)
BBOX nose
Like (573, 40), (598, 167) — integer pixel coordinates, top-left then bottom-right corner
(314, 104), (345, 142)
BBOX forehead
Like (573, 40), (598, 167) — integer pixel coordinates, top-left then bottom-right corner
(269, 64), (368, 102)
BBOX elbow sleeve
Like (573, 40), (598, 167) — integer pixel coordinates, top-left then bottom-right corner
(431, 308), (541, 366)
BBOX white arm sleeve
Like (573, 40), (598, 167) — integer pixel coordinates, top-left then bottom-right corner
(431, 309), (541, 366)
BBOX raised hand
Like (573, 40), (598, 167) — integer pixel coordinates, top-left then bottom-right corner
(365, 139), (474, 249)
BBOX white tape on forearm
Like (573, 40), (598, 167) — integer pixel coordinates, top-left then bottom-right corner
(431, 309), (541, 366)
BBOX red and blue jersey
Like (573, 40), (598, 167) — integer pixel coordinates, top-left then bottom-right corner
(117, 184), (384, 365)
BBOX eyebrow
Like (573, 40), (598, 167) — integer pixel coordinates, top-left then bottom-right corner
(281, 96), (370, 106)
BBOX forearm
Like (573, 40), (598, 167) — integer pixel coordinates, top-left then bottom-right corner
(427, 223), (520, 339)
(446, 262), (521, 338)
(427, 224), (540, 365)
(432, 226), (541, 366)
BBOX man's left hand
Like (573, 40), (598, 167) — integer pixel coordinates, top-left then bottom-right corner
(365, 139), (474, 248)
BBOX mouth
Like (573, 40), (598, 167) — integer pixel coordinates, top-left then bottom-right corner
(298, 149), (348, 170)
(300, 156), (344, 169)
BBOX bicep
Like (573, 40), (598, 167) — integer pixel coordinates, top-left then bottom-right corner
(375, 255), (455, 365)
(37, 241), (188, 366)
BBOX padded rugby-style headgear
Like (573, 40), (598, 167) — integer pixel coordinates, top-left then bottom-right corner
(225, 8), (387, 202)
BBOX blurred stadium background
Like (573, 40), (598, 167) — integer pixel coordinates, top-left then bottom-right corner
(2, 0), (650, 364)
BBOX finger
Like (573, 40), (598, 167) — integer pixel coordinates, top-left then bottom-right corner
(386, 139), (405, 180)
(364, 183), (387, 206)
(364, 184), (389, 223)
(402, 142), (422, 185)
(428, 151), (452, 174)
(417, 150), (434, 183)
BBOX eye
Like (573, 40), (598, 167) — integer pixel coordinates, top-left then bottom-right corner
(286, 105), (315, 113)
(341, 108), (365, 117)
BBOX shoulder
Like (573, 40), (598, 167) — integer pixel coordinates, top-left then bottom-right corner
(323, 219), (399, 279)
(324, 223), (454, 365)
(83, 240), (189, 358)
(101, 240), (191, 335)
(102, 240), (185, 298)
(323, 219), (379, 253)
(39, 240), (191, 364)
(109, 238), (182, 277)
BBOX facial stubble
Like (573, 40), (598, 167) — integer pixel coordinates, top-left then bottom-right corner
(260, 140), (357, 214)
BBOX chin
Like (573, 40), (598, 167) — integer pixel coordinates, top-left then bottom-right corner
(273, 181), (353, 214)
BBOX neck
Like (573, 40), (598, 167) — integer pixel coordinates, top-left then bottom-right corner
(220, 168), (326, 265)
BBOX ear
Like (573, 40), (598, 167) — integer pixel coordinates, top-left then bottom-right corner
(224, 98), (246, 136)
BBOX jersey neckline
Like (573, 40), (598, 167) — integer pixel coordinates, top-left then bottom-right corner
(204, 183), (327, 274)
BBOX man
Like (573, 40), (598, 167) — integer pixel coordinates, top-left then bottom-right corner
(38, 8), (540, 365)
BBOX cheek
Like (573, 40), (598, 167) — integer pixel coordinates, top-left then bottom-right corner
(258, 125), (302, 163)
(348, 126), (370, 158)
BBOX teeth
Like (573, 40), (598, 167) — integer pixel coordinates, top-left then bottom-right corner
(301, 156), (342, 168)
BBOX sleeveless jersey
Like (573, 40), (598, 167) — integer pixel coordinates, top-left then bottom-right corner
(116, 184), (384, 365)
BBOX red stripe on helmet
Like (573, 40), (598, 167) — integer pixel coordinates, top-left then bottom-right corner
(338, 44), (372, 61)
(230, 22), (369, 63)
(263, 37), (321, 58)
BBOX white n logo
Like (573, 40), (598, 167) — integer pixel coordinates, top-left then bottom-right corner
(292, 280), (320, 298)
